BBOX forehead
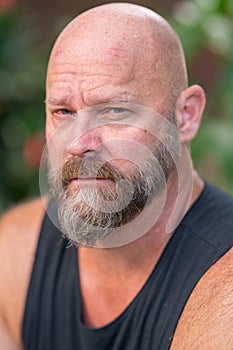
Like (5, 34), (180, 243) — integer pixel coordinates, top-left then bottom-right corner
(49, 36), (136, 80)
(47, 44), (136, 107)
(46, 14), (168, 110)
(48, 13), (158, 79)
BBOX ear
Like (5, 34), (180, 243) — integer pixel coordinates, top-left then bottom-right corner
(175, 85), (206, 143)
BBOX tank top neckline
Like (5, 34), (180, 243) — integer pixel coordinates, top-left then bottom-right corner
(74, 182), (209, 332)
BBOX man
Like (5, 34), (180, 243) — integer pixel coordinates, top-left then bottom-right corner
(0, 3), (232, 349)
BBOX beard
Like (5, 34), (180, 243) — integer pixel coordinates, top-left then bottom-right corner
(48, 135), (177, 247)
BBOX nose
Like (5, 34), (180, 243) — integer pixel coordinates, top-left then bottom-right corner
(69, 127), (104, 157)
(66, 109), (106, 157)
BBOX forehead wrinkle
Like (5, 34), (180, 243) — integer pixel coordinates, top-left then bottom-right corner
(48, 54), (134, 79)
(81, 66), (135, 91)
(47, 3), (188, 114)
(105, 47), (128, 58)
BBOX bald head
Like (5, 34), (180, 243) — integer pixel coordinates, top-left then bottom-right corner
(47, 3), (188, 113)
(45, 4), (206, 245)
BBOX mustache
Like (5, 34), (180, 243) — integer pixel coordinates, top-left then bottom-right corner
(61, 156), (125, 188)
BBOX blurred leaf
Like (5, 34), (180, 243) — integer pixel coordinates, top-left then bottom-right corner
(1, 1), (233, 213)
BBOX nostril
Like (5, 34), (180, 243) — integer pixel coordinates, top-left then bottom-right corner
(68, 132), (103, 157)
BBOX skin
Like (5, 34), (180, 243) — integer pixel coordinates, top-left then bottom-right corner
(0, 3), (232, 349)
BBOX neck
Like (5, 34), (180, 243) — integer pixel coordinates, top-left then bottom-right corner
(77, 171), (204, 328)
(78, 170), (204, 278)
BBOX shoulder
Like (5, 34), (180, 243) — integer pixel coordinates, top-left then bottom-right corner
(0, 198), (45, 269)
(0, 197), (46, 345)
(0, 197), (45, 234)
(171, 247), (233, 349)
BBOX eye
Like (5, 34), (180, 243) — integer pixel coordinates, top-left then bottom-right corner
(52, 109), (76, 120)
(59, 109), (73, 115)
(111, 108), (127, 114)
(99, 106), (133, 121)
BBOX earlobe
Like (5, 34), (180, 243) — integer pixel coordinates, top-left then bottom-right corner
(176, 85), (206, 143)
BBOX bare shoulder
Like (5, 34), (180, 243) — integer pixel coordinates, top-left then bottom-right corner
(0, 197), (46, 346)
(171, 247), (233, 349)
(0, 197), (45, 266)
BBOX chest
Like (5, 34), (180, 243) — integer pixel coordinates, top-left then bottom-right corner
(23, 218), (228, 350)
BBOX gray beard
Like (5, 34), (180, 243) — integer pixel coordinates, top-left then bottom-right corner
(49, 138), (177, 247)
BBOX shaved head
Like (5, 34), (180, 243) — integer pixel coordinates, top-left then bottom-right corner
(45, 3), (206, 247)
(46, 3), (188, 113)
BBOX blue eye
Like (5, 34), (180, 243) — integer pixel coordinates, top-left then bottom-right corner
(99, 106), (133, 121)
(52, 108), (76, 120)
(60, 109), (73, 115)
(112, 108), (126, 114)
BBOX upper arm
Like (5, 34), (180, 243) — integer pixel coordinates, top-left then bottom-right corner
(171, 247), (233, 350)
(0, 198), (45, 347)
(0, 314), (21, 350)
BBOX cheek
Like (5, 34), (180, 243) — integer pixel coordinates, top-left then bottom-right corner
(107, 125), (149, 141)
(107, 126), (158, 153)
(104, 127), (158, 172)
(120, 128), (157, 150)
(45, 116), (56, 142)
(45, 117), (64, 171)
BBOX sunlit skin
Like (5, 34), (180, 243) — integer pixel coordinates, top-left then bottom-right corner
(46, 10), (188, 195)
(45, 2), (205, 328)
(0, 4), (232, 350)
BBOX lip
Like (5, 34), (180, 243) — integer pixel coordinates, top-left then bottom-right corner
(75, 176), (107, 180)
(67, 177), (114, 191)
(71, 177), (110, 182)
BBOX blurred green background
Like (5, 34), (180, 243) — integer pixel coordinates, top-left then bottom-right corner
(0, 0), (233, 213)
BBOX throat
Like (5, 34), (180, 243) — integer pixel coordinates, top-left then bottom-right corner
(77, 235), (170, 328)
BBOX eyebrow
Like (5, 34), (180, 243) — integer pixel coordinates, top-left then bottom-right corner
(45, 97), (74, 106)
(84, 93), (137, 105)
(45, 92), (138, 107)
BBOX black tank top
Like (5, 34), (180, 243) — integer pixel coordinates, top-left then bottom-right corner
(22, 182), (233, 350)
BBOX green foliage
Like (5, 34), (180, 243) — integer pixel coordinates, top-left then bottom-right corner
(171, 0), (233, 194)
(0, 1), (233, 213)
(0, 9), (47, 212)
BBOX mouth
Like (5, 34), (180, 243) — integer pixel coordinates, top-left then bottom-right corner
(61, 156), (123, 191)
(65, 176), (116, 192)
